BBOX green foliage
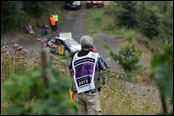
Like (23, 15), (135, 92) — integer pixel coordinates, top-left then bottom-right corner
(151, 44), (173, 98)
(22, 1), (50, 18)
(101, 70), (113, 79)
(136, 3), (160, 39)
(2, 68), (79, 115)
(110, 43), (142, 71)
(84, 9), (103, 32)
(103, 1), (173, 40)
(105, 1), (137, 28)
(125, 31), (135, 43)
(103, 43), (110, 50)
(117, 1), (138, 28)
(151, 44), (173, 114)
(158, 2), (173, 42)
(1, 1), (26, 32)
(1, 1), (54, 33)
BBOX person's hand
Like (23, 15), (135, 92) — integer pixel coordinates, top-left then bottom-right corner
(91, 45), (96, 53)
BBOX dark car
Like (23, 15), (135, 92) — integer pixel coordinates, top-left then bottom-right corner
(87, 1), (104, 8)
(65, 1), (81, 10)
(46, 36), (81, 56)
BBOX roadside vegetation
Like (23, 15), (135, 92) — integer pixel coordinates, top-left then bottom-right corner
(150, 44), (173, 115)
(84, 1), (173, 83)
(1, 1), (173, 115)
(0, 42), (162, 115)
(100, 78), (161, 115)
(85, 1), (173, 115)
(85, 1), (173, 51)
(1, 1), (68, 45)
(1, 40), (78, 115)
(1, 43), (172, 115)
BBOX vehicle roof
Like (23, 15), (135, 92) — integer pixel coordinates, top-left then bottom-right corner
(49, 36), (74, 41)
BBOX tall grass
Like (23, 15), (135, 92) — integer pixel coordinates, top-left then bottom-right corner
(84, 9), (103, 33)
(1, 43), (163, 115)
(100, 77), (161, 115)
(1, 38), (71, 81)
(1, 41), (72, 115)
(1, 44), (39, 82)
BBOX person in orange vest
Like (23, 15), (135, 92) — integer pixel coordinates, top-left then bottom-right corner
(53, 12), (58, 30)
(49, 14), (56, 31)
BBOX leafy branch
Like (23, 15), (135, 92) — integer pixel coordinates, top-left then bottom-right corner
(150, 44), (173, 115)
(2, 49), (79, 115)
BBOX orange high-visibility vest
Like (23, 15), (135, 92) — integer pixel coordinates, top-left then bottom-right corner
(50, 16), (56, 26)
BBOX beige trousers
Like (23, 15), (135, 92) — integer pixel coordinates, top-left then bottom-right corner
(74, 92), (101, 115)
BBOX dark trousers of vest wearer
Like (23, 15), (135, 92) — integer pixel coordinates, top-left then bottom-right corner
(51, 25), (56, 31)
(55, 21), (58, 30)
(74, 92), (101, 115)
(51, 25), (54, 31)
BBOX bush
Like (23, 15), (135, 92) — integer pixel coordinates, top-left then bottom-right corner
(101, 15), (116, 30)
(136, 3), (160, 39)
(22, 1), (50, 19)
(117, 1), (138, 28)
(2, 49), (79, 115)
(103, 1), (173, 40)
(125, 31), (136, 43)
(2, 68), (79, 115)
(158, 2), (173, 42)
(1, 1), (26, 32)
(1, 1), (53, 33)
(104, 1), (137, 28)
(110, 43), (142, 71)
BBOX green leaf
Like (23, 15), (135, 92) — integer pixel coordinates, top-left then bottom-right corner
(30, 69), (42, 79)
(154, 64), (173, 99)
(32, 100), (46, 115)
(4, 103), (25, 115)
(2, 63), (78, 115)
(46, 68), (57, 84)
(103, 43), (111, 50)
(3, 79), (16, 93)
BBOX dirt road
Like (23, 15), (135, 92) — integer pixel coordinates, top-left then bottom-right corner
(6, 7), (161, 107)
(51, 9), (124, 71)
(8, 8), (122, 71)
